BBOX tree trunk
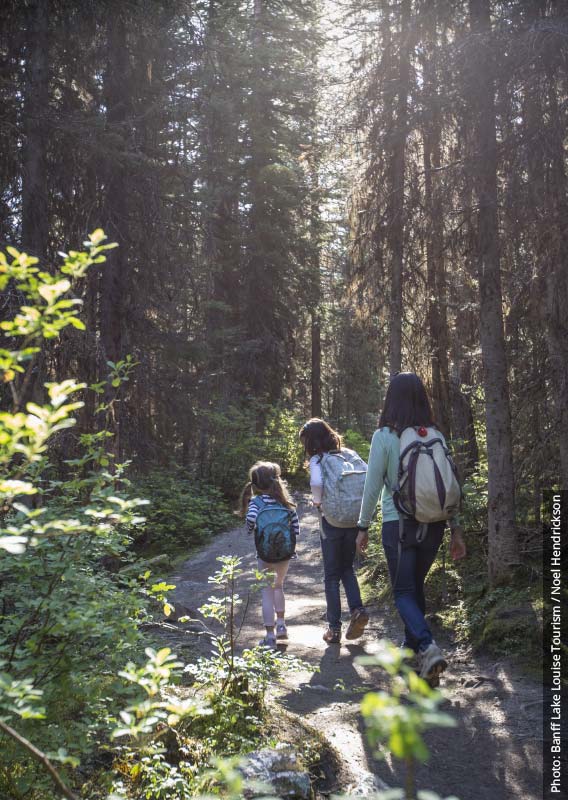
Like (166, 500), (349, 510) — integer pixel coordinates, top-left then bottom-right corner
(311, 312), (322, 417)
(17, 0), (50, 410)
(244, 0), (270, 401)
(421, 28), (451, 437)
(99, 12), (130, 457)
(388, 0), (412, 376)
(449, 371), (479, 480)
(543, 62), (568, 489)
(21, 0), (49, 261)
(468, 0), (518, 583)
(308, 134), (322, 419)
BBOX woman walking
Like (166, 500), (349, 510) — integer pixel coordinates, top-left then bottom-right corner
(356, 373), (466, 684)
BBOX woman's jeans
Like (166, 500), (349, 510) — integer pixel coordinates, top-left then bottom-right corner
(382, 519), (445, 652)
(320, 516), (364, 629)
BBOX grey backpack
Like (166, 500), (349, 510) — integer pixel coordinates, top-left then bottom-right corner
(393, 426), (461, 523)
(320, 448), (368, 528)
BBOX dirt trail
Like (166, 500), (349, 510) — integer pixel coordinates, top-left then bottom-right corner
(167, 497), (543, 799)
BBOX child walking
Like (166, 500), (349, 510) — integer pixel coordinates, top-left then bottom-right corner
(299, 419), (369, 644)
(237, 461), (300, 648)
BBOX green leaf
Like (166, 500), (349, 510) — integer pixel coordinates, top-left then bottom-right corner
(38, 279), (71, 304)
(0, 536), (28, 554)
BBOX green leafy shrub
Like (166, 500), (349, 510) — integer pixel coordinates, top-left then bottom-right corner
(107, 557), (310, 799)
(262, 407), (305, 479)
(343, 428), (371, 461)
(184, 557), (309, 760)
(0, 235), (167, 799)
(202, 405), (305, 496)
(359, 641), (456, 800)
(131, 469), (234, 556)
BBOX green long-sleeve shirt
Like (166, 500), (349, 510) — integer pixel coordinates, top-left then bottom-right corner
(357, 427), (400, 527)
(357, 426), (462, 530)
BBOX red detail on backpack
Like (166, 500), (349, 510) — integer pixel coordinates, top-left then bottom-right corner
(418, 426), (428, 437)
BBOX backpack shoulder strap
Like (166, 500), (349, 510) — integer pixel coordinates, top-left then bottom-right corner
(323, 450), (345, 462)
(252, 495), (267, 512)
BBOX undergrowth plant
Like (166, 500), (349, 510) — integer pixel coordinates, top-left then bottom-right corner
(131, 469), (234, 557)
(185, 556), (309, 758)
(202, 406), (304, 495)
(0, 235), (309, 799)
(106, 556), (310, 799)
(0, 234), (167, 800)
(106, 647), (211, 800)
(359, 641), (457, 800)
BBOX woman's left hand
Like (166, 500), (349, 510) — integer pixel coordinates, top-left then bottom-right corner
(450, 527), (466, 561)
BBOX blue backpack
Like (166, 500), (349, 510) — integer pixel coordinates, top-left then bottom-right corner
(253, 497), (296, 563)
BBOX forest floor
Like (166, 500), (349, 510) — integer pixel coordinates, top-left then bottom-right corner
(162, 495), (543, 800)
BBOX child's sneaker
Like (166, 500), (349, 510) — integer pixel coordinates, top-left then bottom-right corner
(323, 627), (341, 644)
(275, 621), (288, 640)
(345, 607), (369, 640)
(418, 642), (447, 687)
(259, 633), (277, 648)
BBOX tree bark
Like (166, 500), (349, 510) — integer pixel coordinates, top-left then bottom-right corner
(388, 0), (412, 376)
(468, 0), (518, 584)
(99, 11), (130, 456)
(99, 12), (129, 367)
(21, 0), (49, 260)
(311, 312), (322, 417)
(543, 61), (568, 489)
(421, 22), (451, 437)
(449, 371), (479, 480)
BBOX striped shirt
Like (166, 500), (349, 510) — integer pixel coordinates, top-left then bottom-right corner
(246, 495), (300, 538)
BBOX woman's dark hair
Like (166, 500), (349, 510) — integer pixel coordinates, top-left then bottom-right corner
(378, 372), (435, 434)
(299, 418), (342, 457)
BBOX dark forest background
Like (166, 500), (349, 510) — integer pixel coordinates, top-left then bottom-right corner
(2, 0), (567, 580)
(0, 2), (566, 798)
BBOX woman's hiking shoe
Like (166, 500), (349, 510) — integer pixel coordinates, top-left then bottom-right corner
(259, 633), (277, 648)
(323, 627), (341, 644)
(275, 621), (288, 640)
(418, 643), (447, 687)
(345, 608), (369, 640)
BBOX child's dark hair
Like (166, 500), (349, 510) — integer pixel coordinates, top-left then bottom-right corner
(299, 418), (342, 458)
(236, 461), (296, 517)
(378, 372), (435, 434)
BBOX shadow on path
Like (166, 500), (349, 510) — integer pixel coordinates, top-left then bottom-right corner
(162, 497), (543, 799)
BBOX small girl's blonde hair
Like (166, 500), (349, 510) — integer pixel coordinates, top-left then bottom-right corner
(235, 461), (296, 517)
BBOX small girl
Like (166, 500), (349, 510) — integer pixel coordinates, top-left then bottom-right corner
(237, 461), (300, 648)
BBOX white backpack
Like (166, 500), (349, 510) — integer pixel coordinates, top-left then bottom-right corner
(320, 448), (368, 528)
(393, 427), (461, 523)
